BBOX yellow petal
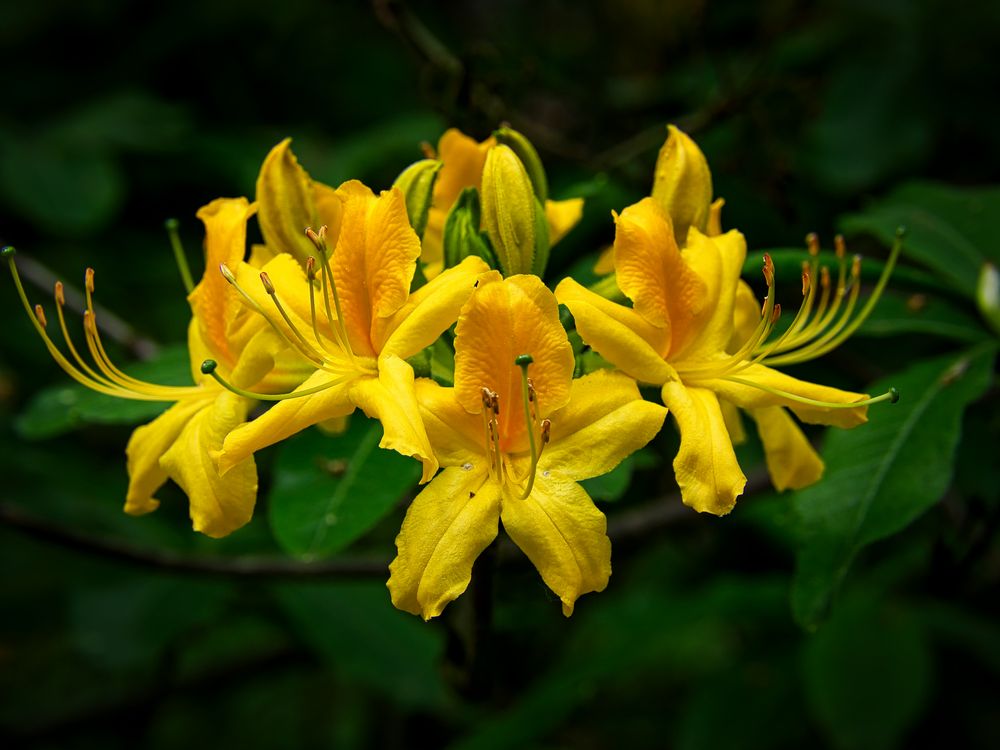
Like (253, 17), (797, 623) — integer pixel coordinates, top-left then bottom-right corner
(191, 197), (256, 366)
(218, 369), (356, 474)
(124, 396), (213, 516)
(554, 278), (674, 385)
(750, 406), (824, 491)
(454, 274), (574, 452)
(542, 369), (666, 481)
(349, 355), (438, 484)
(415, 378), (487, 468)
(500, 474), (611, 616)
(545, 197), (584, 247)
(613, 198), (706, 336)
(388, 466), (499, 620)
(160, 391), (258, 538)
(703, 362), (869, 429)
(650, 124), (713, 245)
(661, 380), (747, 515)
(593, 244), (615, 275)
(720, 399), (747, 444)
(255, 139), (329, 265)
(674, 228), (747, 362)
(331, 181), (421, 357)
(375, 255), (490, 358)
(433, 129), (494, 209)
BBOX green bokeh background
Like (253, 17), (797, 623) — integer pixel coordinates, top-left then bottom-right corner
(2, 1), (998, 747)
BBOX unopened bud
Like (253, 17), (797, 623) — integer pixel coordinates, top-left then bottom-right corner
(651, 124), (712, 246)
(481, 144), (538, 277)
(443, 188), (496, 270)
(393, 158), (443, 239)
(494, 125), (548, 203)
(976, 262), (1000, 337)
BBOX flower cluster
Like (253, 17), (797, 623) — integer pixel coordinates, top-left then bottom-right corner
(6, 124), (898, 618)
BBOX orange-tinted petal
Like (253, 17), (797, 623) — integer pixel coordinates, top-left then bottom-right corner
(454, 274), (574, 452)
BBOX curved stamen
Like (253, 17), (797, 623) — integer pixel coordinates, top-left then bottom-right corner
(720, 375), (898, 409)
(201, 359), (354, 401)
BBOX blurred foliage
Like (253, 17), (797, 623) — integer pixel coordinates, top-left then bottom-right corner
(1, 0), (998, 748)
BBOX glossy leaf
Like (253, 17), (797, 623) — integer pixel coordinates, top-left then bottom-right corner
(268, 416), (421, 558)
(792, 345), (996, 626)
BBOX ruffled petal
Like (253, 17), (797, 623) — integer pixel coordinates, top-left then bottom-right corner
(545, 197), (584, 247)
(124, 396), (213, 516)
(331, 182), (421, 356)
(542, 369), (666, 481)
(160, 392), (257, 538)
(375, 255), (490, 358)
(350, 355), (437, 483)
(702, 362), (869, 429)
(454, 274), (574, 452)
(388, 467), (499, 620)
(218, 369), (356, 474)
(661, 380), (747, 515)
(554, 278), (674, 385)
(191, 197), (256, 366)
(750, 406), (824, 491)
(614, 197), (706, 335)
(500, 475), (611, 616)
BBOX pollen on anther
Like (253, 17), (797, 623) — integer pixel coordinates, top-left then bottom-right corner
(34, 304), (47, 328)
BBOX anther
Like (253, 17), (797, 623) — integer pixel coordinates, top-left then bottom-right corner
(305, 256), (317, 282)
(772, 303), (782, 324)
(852, 255), (862, 278)
(54, 281), (65, 306)
(763, 254), (774, 287)
(34, 304), (47, 328)
(85, 268), (95, 294)
(219, 263), (236, 284)
(801, 264), (811, 296)
(491, 393), (500, 415)
(806, 233), (820, 256)
(260, 271), (275, 295)
(834, 234), (846, 259)
(420, 141), (436, 159)
(821, 266), (831, 288)
(540, 419), (551, 444)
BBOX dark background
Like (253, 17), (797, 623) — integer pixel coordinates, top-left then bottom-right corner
(1, 1), (998, 748)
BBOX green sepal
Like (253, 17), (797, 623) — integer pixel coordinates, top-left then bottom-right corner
(443, 187), (497, 270)
(392, 158), (442, 240)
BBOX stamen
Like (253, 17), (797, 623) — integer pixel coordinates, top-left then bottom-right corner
(34, 304), (47, 328)
(515, 354), (541, 499)
(306, 226), (355, 360)
(165, 218), (195, 294)
(200, 359), (353, 402)
(806, 232), (820, 256)
(720, 375), (899, 410)
(259, 271), (328, 364)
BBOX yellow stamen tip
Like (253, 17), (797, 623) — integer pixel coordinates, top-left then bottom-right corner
(834, 234), (846, 258)
(806, 233), (820, 255)
(305, 256), (317, 281)
(34, 304), (47, 328)
(219, 263), (236, 284)
(85, 268), (95, 293)
(54, 281), (65, 306)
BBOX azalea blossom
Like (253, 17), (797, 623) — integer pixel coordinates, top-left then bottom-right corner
(213, 178), (491, 484)
(387, 274), (666, 619)
(556, 195), (898, 515)
(4, 197), (307, 536)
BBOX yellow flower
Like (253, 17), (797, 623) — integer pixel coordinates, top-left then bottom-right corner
(555, 198), (898, 515)
(213, 180), (491, 484)
(387, 274), (666, 619)
(5, 197), (307, 537)
(419, 128), (584, 277)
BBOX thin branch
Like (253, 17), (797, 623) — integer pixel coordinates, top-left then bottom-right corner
(15, 254), (160, 360)
(0, 503), (388, 578)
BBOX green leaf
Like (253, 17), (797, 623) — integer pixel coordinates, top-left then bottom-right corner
(856, 290), (987, 342)
(272, 581), (447, 708)
(580, 449), (653, 502)
(839, 181), (1000, 298)
(15, 345), (192, 439)
(791, 345), (997, 627)
(268, 416), (421, 559)
(803, 593), (932, 750)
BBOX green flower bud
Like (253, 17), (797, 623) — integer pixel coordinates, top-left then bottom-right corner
(977, 262), (1000, 338)
(651, 124), (713, 246)
(480, 144), (537, 277)
(393, 158), (443, 239)
(494, 125), (548, 203)
(443, 187), (496, 270)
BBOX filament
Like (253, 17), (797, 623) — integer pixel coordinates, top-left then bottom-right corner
(201, 359), (354, 402)
(720, 375), (898, 409)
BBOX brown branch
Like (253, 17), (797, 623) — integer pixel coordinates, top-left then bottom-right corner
(0, 503), (388, 578)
